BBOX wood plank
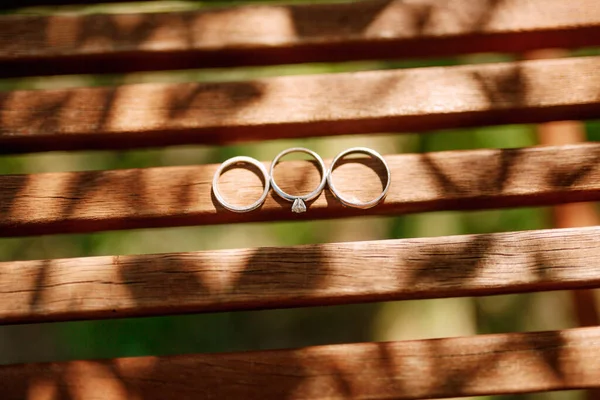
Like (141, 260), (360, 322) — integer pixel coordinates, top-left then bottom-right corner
(0, 0), (138, 7)
(2, 327), (600, 399)
(2, 0), (600, 77)
(3, 226), (600, 324)
(2, 56), (600, 153)
(3, 143), (600, 236)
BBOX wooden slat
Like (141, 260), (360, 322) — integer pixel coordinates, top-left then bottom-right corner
(2, 327), (600, 399)
(3, 226), (600, 324)
(3, 143), (600, 237)
(1, 0), (600, 77)
(1, 0), (137, 7)
(2, 56), (599, 154)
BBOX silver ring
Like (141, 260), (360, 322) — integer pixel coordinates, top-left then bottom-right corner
(270, 147), (327, 213)
(327, 147), (391, 209)
(212, 156), (270, 213)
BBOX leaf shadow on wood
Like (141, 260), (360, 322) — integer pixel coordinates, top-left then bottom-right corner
(1, 1), (589, 398)
(0, 173), (29, 225)
(418, 147), (524, 202)
(0, 76), (266, 153)
(4, 221), (598, 398)
(59, 169), (149, 225)
(546, 145), (600, 190)
(368, 318), (575, 398)
(0, 327), (576, 399)
(406, 234), (495, 289)
(289, 0), (506, 39)
(290, 0), (398, 38)
(1, 0), (511, 75)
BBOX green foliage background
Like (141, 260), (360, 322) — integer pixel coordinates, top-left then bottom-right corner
(1, 1), (600, 399)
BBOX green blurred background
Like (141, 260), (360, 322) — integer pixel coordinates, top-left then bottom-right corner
(1, 1), (600, 399)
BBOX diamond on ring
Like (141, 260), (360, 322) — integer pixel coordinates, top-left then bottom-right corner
(270, 147), (327, 213)
(291, 198), (307, 213)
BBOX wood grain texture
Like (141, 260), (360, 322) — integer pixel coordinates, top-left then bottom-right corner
(3, 143), (600, 236)
(530, 49), (600, 331)
(2, 327), (600, 399)
(0, 0), (141, 7)
(1, 0), (600, 76)
(2, 56), (600, 153)
(3, 226), (600, 324)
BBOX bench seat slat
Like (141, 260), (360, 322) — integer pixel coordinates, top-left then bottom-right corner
(2, 226), (600, 324)
(1, 56), (600, 154)
(2, 143), (600, 237)
(1, 0), (600, 77)
(2, 326), (600, 399)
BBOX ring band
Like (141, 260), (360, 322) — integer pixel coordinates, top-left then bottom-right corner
(212, 156), (270, 213)
(270, 147), (327, 213)
(327, 147), (391, 209)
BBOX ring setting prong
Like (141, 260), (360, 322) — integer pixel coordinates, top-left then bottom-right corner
(291, 198), (307, 213)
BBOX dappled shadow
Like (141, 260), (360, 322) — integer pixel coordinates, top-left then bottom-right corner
(222, 245), (381, 351)
(0, 85), (118, 151)
(166, 81), (264, 121)
(3, 216), (598, 397)
(414, 143), (600, 214)
(418, 147), (524, 200)
(59, 168), (149, 222)
(238, 244), (327, 298)
(0, 173), (28, 224)
(0, 77), (267, 152)
(407, 234), (495, 286)
(420, 153), (467, 196)
(1, 0), (530, 77)
(93, 87), (119, 133)
(546, 145), (600, 189)
(2, 326), (589, 399)
(493, 149), (521, 193)
(111, 242), (333, 322)
(424, 147), (523, 195)
(425, 329), (568, 397)
(26, 259), (53, 314)
(7, 8), (598, 154)
(471, 63), (526, 109)
(289, 0), (396, 38)
(6, 366), (74, 400)
(0, 89), (75, 153)
(0, 163), (224, 236)
(290, 0), (506, 39)
(72, 12), (195, 55)
(2, 1), (597, 399)
(117, 253), (211, 316)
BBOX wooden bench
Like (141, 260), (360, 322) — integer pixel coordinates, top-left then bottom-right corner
(2, 0), (600, 398)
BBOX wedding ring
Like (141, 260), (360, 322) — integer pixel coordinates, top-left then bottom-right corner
(327, 147), (391, 209)
(212, 156), (270, 213)
(270, 147), (327, 213)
